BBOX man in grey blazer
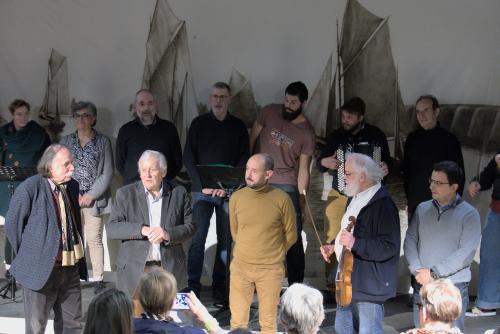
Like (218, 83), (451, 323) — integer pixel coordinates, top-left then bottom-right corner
(6, 144), (87, 334)
(107, 150), (195, 304)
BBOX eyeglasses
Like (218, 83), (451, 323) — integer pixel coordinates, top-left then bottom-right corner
(139, 168), (162, 175)
(211, 94), (229, 100)
(73, 113), (93, 120)
(428, 178), (450, 186)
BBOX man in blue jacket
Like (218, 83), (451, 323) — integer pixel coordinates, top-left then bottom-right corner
(321, 153), (400, 334)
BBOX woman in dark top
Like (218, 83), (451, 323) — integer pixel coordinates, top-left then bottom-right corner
(0, 99), (51, 267)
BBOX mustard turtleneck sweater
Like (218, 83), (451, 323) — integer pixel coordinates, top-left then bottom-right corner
(229, 184), (297, 266)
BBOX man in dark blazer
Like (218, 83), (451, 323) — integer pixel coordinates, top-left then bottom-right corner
(107, 150), (195, 303)
(6, 144), (87, 334)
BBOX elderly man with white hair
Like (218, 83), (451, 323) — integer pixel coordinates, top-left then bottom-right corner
(279, 283), (325, 334)
(320, 153), (400, 334)
(107, 150), (195, 313)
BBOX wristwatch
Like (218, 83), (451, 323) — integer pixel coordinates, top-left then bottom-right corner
(430, 269), (439, 280)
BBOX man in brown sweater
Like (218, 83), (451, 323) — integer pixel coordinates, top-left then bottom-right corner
(229, 153), (297, 333)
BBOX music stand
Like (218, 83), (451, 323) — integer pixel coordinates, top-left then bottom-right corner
(196, 165), (245, 316)
(0, 166), (37, 302)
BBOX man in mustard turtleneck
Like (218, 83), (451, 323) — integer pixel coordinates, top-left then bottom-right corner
(229, 153), (297, 333)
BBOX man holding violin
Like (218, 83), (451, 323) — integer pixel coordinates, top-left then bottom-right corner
(320, 153), (400, 334)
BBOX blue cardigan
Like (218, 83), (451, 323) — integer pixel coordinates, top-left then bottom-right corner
(5, 174), (87, 290)
(133, 318), (205, 334)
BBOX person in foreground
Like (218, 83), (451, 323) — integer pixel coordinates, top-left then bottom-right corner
(5, 144), (87, 334)
(320, 153), (400, 334)
(401, 279), (463, 334)
(229, 153), (297, 333)
(279, 283), (325, 334)
(83, 288), (133, 334)
(134, 269), (205, 334)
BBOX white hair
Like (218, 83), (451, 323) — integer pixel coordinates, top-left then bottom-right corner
(345, 152), (384, 183)
(279, 283), (325, 334)
(137, 150), (167, 171)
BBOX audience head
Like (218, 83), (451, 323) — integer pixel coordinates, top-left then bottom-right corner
(419, 278), (462, 325)
(210, 82), (232, 119)
(279, 283), (325, 334)
(138, 150), (167, 193)
(83, 288), (133, 334)
(415, 94), (440, 130)
(228, 329), (253, 334)
(8, 99), (31, 130)
(430, 161), (463, 205)
(344, 153), (384, 196)
(72, 100), (97, 128)
(134, 89), (157, 126)
(341, 97), (365, 133)
(245, 153), (274, 189)
(283, 81), (308, 121)
(37, 144), (74, 184)
(136, 268), (177, 317)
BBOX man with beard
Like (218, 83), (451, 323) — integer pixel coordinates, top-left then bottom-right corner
(320, 153), (400, 334)
(229, 153), (297, 333)
(183, 82), (249, 300)
(317, 97), (390, 289)
(249, 81), (315, 286)
(116, 89), (182, 185)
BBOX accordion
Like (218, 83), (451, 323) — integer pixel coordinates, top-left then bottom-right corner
(336, 142), (382, 193)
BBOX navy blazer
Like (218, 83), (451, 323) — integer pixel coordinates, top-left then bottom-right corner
(5, 174), (87, 291)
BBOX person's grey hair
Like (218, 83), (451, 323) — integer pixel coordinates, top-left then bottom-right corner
(213, 82), (231, 95)
(259, 153), (274, 171)
(71, 100), (97, 117)
(137, 150), (167, 171)
(279, 283), (325, 334)
(134, 88), (155, 103)
(345, 152), (384, 183)
(37, 144), (69, 178)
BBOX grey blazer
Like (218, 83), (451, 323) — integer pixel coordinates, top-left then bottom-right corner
(106, 180), (195, 297)
(60, 131), (114, 216)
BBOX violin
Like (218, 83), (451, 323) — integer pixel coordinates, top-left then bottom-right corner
(335, 215), (356, 307)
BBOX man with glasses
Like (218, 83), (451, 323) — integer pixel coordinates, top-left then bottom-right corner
(116, 89), (182, 185)
(404, 161), (481, 332)
(183, 82), (249, 300)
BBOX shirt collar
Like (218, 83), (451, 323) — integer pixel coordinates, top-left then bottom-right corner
(352, 182), (381, 201)
(144, 183), (163, 200)
(432, 194), (462, 210)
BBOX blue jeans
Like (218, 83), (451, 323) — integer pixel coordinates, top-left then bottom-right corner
(271, 183), (304, 285)
(335, 301), (385, 334)
(476, 209), (500, 309)
(187, 192), (230, 292)
(413, 281), (469, 331)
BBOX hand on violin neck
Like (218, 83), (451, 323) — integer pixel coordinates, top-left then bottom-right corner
(340, 230), (355, 250)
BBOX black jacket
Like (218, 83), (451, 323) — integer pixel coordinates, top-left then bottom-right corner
(348, 187), (400, 303)
(474, 150), (500, 201)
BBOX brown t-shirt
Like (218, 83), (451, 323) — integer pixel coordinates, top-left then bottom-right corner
(256, 104), (315, 185)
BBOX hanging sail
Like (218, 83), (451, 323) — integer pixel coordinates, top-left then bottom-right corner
(142, 0), (198, 147)
(39, 49), (71, 122)
(340, 0), (404, 139)
(304, 54), (336, 139)
(228, 69), (259, 128)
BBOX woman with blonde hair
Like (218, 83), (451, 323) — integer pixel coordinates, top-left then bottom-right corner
(402, 279), (463, 334)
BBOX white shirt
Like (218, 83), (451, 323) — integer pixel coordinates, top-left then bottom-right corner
(334, 182), (381, 262)
(145, 185), (163, 262)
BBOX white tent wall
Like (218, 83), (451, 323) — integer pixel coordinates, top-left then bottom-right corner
(1, 0), (499, 288)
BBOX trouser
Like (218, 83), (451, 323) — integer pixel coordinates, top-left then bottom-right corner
(475, 209), (500, 309)
(335, 301), (385, 334)
(324, 189), (347, 285)
(229, 259), (284, 334)
(187, 192), (230, 293)
(23, 266), (82, 334)
(271, 183), (304, 285)
(81, 207), (104, 281)
(413, 281), (469, 331)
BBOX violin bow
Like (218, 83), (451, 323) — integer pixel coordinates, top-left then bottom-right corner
(302, 190), (323, 247)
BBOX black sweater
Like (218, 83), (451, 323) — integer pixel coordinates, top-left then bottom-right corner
(317, 122), (391, 190)
(403, 124), (464, 215)
(349, 187), (401, 303)
(115, 117), (182, 185)
(474, 150), (500, 201)
(183, 112), (249, 192)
